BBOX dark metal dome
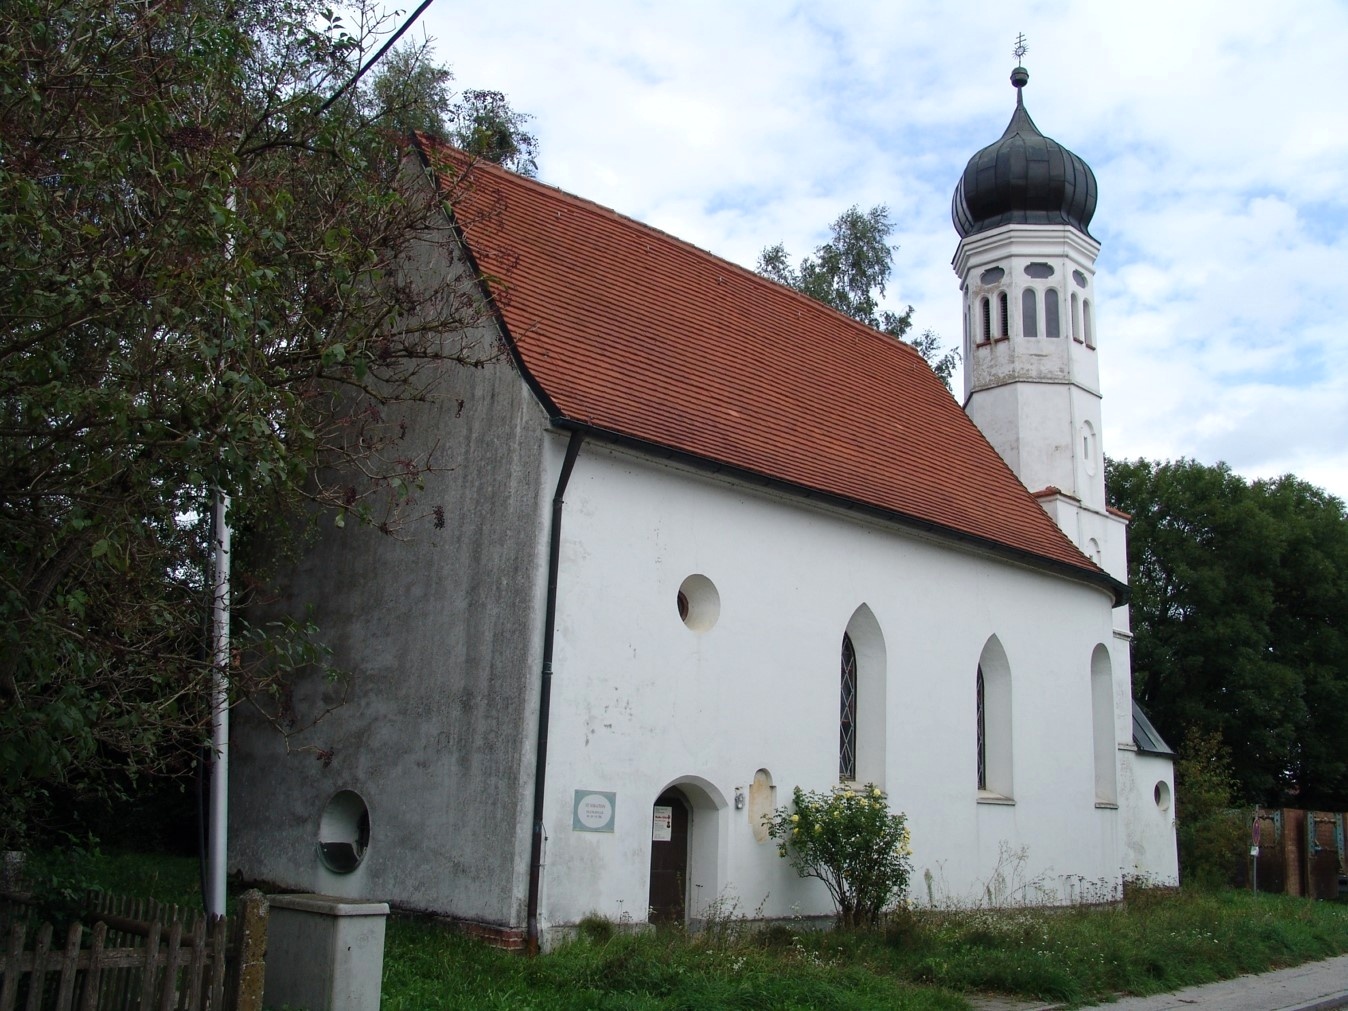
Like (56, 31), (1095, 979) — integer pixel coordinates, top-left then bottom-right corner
(952, 68), (1097, 239)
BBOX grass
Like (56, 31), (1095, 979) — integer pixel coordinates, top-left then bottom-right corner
(382, 888), (1348, 1011)
(67, 854), (1348, 1010)
(381, 919), (965, 1010)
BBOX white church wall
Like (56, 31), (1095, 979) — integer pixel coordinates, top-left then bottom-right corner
(537, 437), (1130, 931)
(1119, 749), (1180, 885)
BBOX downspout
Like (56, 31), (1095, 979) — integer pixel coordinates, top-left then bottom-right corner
(527, 429), (585, 954)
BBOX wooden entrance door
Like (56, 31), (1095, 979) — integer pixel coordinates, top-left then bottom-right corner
(647, 788), (690, 923)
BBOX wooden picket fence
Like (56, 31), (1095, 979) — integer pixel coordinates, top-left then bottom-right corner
(0, 890), (265, 1011)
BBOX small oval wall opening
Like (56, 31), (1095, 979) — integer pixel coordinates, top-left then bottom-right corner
(677, 574), (721, 632)
(318, 789), (371, 873)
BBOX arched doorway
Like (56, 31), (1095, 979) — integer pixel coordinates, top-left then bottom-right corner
(648, 788), (691, 923)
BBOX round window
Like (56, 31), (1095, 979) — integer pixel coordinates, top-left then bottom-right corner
(318, 789), (371, 873)
(1154, 781), (1171, 811)
(677, 574), (720, 632)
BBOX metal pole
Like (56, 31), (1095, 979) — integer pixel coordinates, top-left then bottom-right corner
(208, 489), (231, 918)
(1252, 814), (1260, 895)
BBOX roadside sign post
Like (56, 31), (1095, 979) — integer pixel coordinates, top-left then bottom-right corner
(1251, 816), (1262, 894)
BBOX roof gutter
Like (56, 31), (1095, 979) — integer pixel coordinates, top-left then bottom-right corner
(526, 428), (585, 955)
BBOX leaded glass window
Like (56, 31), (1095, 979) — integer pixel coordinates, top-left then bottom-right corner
(976, 665), (987, 790)
(840, 632), (857, 780)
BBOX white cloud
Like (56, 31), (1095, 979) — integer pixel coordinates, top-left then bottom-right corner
(417, 0), (1348, 501)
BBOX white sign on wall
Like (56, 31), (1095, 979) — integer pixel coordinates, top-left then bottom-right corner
(572, 790), (616, 833)
(651, 805), (672, 842)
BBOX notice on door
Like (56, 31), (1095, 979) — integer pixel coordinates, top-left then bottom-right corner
(651, 805), (673, 842)
(572, 790), (616, 833)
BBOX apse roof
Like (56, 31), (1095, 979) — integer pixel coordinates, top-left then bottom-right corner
(415, 137), (1120, 597)
(1133, 702), (1174, 756)
(952, 67), (1098, 239)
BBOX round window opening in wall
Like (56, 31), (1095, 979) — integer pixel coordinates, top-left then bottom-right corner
(1154, 781), (1171, 811)
(318, 789), (371, 873)
(677, 574), (720, 632)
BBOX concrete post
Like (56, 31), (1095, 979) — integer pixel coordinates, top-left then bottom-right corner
(232, 889), (269, 1011)
(264, 894), (390, 1011)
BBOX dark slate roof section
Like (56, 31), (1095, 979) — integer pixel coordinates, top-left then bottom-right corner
(952, 71), (1097, 240)
(415, 138), (1125, 603)
(1133, 701), (1174, 756)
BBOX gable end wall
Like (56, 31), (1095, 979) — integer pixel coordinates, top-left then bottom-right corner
(229, 197), (552, 926)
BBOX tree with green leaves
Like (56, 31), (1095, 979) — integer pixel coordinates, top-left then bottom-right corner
(1108, 458), (1348, 808)
(1173, 727), (1248, 888)
(0, 0), (536, 849)
(758, 205), (959, 390)
(371, 48), (538, 175)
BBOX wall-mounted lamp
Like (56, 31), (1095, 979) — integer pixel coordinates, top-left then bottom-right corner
(734, 787), (745, 810)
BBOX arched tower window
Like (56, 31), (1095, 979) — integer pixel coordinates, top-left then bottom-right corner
(1045, 289), (1061, 339)
(839, 632), (857, 781)
(1071, 293), (1081, 342)
(998, 292), (1009, 338)
(976, 636), (1013, 799)
(1021, 289), (1038, 338)
(1083, 300), (1094, 348)
(980, 297), (991, 343)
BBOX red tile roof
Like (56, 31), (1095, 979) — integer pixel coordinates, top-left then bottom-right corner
(416, 139), (1113, 591)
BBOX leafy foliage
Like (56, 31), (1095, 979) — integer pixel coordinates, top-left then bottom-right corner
(0, 0), (534, 848)
(1174, 727), (1248, 888)
(1108, 458), (1348, 808)
(765, 783), (913, 928)
(758, 205), (959, 390)
(370, 50), (538, 175)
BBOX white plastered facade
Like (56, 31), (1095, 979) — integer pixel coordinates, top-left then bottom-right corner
(957, 223), (1178, 889)
(534, 430), (1162, 937)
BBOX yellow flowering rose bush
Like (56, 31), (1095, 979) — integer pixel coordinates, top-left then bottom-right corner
(764, 783), (912, 928)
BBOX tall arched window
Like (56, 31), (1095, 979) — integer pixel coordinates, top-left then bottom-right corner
(839, 633), (857, 781)
(839, 605), (886, 785)
(1091, 645), (1118, 804)
(976, 636), (1013, 798)
(1071, 293), (1081, 341)
(1021, 289), (1038, 338)
(980, 297), (992, 343)
(998, 292), (1009, 338)
(1083, 300), (1094, 348)
(1045, 288), (1061, 339)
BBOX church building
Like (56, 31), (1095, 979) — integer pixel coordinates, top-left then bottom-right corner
(230, 67), (1178, 949)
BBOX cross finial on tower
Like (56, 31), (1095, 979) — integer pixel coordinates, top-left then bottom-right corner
(1010, 34), (1030, 96)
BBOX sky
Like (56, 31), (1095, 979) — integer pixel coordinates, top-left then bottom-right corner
(415, 0), (1348, 501)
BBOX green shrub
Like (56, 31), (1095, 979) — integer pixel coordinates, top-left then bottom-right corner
(765, 783), (913, 928)
(1175, 728), (1248, 887)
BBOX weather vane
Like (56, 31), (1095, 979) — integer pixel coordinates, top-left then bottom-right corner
(1013, 33), (1028, 66)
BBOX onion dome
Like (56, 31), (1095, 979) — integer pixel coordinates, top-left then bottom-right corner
(952, 67), (1097, 239)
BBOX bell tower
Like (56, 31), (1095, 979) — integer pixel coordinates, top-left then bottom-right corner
(952, 64), (1121, 581)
